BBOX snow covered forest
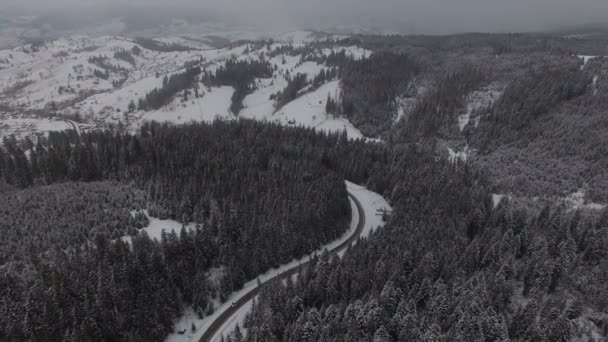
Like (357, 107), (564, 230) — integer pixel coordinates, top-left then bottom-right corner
(0, 121), (357, 341)
(1, 21), (608, 342)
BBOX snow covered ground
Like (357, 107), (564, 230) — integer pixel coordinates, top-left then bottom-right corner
(0, 116), (72, 140)
(241, 80), (368, 140)
(577, 55), (602, 70)
(563, 190), (606, 211)
(123, 210), (197, 244)
(140, 86), (235, 124)
(457, 85), (503, 132)
(491, 194), (509, 208)
(165, 181), (391, 342)
(343, 180), (392, 241)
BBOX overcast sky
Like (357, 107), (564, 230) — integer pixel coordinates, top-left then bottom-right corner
(4, 0), (608, 34)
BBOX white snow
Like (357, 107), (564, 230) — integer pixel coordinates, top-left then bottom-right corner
(492, 194), (507, 208)
(592, 75), (599, 96)
(321, 46), (372, 60)
(343, 180), (392, 241)
(447, 146), (469, 163)
(457, 113), (471, 131)
(141, 86), (235, 125)
(213, 298), (255, 342)
(564, 190), (606, 211)
(0, 36), (147, 110)
(75, 74), (166, 117)
(394, 96), (418, 123)
(0, 117), (72, 140)
(241, 80), (368, 140)
(578, 55), (598, 70)
(0, 35), (377, 140)
(124, 210), (197, 243)
(457, 86), (503, 131)
(165, 181), (391, 342)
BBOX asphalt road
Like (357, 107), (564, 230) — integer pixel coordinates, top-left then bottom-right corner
(199, 191), (366, 342)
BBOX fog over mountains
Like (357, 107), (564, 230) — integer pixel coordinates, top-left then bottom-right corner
(3, 0), (608, 35)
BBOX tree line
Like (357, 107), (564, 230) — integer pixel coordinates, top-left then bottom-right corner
(202, 59), (273, 114)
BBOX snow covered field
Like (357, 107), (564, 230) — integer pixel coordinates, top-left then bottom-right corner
(165, 181), (391, 342)
(241, 80), (367, 140)
(141, 86), (235, 124)
(0, 117), (72, 140)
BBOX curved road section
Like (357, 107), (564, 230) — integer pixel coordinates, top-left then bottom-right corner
(199, 189), (366, 342)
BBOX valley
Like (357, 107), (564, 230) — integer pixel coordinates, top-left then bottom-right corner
(1, 21), (608, 342)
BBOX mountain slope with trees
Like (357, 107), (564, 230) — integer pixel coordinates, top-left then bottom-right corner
(0, 121), (360, 342)
(240, 146), (608, 342)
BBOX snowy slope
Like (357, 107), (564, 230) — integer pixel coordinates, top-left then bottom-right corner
(140, 86), (235, 124)
(241, 80), (366, 140)
(75, 74), (165, 118)
(0, 35), (377, 140)
(0, 116), (72, 140)
(0, 35), (245, 113)
(0, 36), (142, 110)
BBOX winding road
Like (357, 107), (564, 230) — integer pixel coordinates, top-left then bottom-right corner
(62, 119), (80, 135)
(198, 189), (366, 342)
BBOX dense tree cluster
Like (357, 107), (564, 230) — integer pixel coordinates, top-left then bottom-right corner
(351, 32), (608, 56)
(272, 73), (308, 109)
(202, 58), (273, 114)
(239, 146), (608, 342)
(88, 55), (129, 74)
(0, 121), (360, 341)
(465, 58), (608, 201)
(272, 68), (339, 110)
(0, 181), (148, 265)
(138, 67), (201, 110)
(113, 49), (136, 66)
(339, 52), (421, 137)
(472, 65), (589, 150)
(401, 63), (485, 140)
(334, 35), (608, 202)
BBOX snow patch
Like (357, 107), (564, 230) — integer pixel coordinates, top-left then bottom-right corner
(241, 80), (369, 140)
(578, 55), (598, 70)
(123, 210), (196, 243)
(141, 86), (235, 124)
(457, 86), (503, 131)
(492, 194), (507, 209)
(564, 190), (606, 211)
(0, 117), (72, 140)
(592, 75), (599, 96)
(447, 146), (469, 163)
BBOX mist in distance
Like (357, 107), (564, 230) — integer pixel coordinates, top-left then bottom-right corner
(2, 0), (608, 34)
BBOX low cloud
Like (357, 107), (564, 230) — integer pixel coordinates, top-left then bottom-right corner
(4, 0), (608, 34)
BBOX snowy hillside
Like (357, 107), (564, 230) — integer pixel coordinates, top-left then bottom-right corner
(141, 86), (235, 124)
(0, 34), (373, 140)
